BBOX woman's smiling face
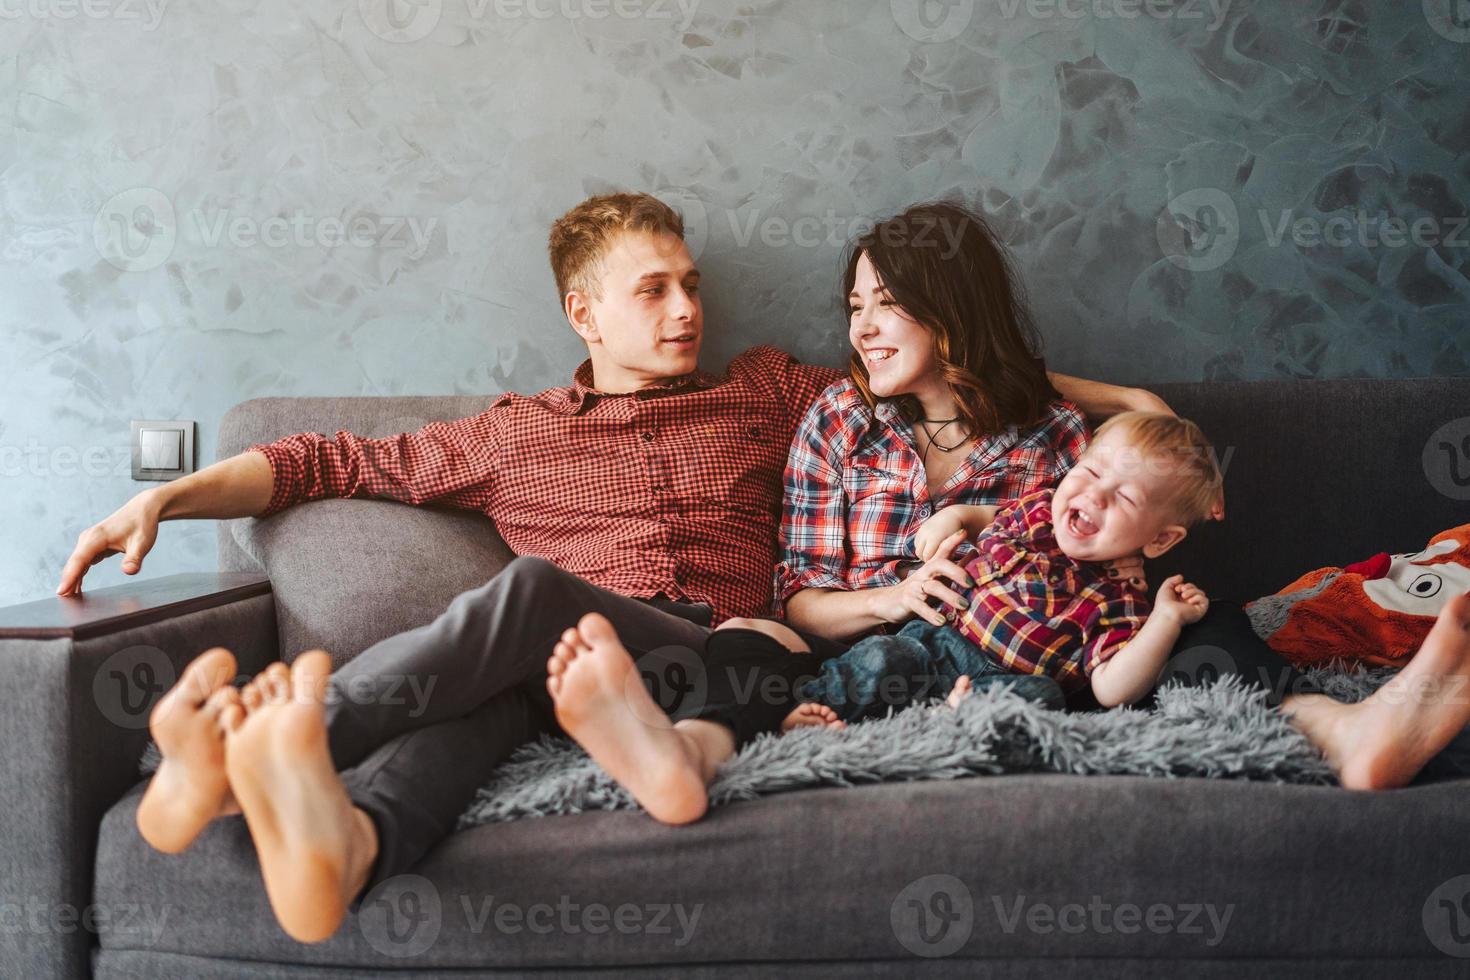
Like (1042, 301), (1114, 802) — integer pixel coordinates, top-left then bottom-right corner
(848, 251), (941, 399)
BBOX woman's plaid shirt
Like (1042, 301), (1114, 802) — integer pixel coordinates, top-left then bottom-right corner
(247, 346), (840, 623)
(954, 488), (1152, 691)
(775, 379), (1091, 610)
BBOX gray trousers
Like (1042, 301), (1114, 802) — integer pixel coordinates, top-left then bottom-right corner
(323, 556), (710, 895)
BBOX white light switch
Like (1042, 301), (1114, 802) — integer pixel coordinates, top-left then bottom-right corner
(140, 428), (182, 470)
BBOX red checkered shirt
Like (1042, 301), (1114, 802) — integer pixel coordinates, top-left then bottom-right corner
(247, 346), (840, 623)
(775, 379), (1091, 609)
(955, 488), (1151, 692)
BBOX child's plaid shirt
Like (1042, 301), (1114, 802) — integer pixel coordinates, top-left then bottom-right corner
(775, 380), (1091, 611)
(953, 488), (1151, 692)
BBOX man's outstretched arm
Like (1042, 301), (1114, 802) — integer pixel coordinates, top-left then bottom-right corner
(56, 450), (275, 595)
(1047, 371), (1171, 417)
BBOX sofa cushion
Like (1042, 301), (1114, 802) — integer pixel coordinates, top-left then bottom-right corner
(94, 775), (1469, 972)
(229, 499), (514, 667)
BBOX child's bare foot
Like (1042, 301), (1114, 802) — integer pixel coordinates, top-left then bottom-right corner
(1284, 593), (1470, 790)
(223, 652), (379, 943)
(546, 613), (712, 825)
(780, 702), (845, 732)
(946, 675), (973, 710)
(137, 648), (243, 853)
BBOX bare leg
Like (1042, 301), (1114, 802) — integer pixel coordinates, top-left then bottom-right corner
(1283, 593), (1470, 790)
(780, 702), (846, 732)
(546, 613), (731, 825)
(946, 674), (973, 709)
(222, 652), (380, 943)
(137, 648), (244, 853)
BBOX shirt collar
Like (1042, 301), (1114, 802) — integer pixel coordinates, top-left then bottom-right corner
(554, 359), (720, 414)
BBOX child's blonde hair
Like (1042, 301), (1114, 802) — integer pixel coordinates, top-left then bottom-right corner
(1091, 411), (1223, 526)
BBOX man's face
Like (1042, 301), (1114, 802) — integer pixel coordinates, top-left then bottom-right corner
(571, 230), (703, 392)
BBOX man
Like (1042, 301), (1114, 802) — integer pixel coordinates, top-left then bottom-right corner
(57, 193), (1470, 944)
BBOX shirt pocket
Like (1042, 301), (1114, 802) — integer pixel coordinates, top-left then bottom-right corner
(677, 415), (785, 516)
(841, 451), (914, 563)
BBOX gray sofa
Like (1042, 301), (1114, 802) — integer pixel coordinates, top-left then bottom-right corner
(4, 375), (1470, 978)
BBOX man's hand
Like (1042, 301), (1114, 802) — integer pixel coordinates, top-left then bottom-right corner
(871, 529), (973, 627)
(56, 490), (164, 595)
(1154, 574), (1208, 626)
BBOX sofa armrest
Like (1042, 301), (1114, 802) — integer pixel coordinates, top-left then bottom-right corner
(0, 574), (277, 980)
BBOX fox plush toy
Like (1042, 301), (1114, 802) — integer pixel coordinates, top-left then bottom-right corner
(1246, 524), (1470, 669)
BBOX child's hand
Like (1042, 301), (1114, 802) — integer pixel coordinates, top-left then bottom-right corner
(914, 508), (969, 562)
(1154, 574), (1209, 626)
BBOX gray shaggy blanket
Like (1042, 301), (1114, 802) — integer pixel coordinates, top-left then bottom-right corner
(139, 667), (1392, 827)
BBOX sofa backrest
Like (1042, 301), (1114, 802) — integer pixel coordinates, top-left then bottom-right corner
(218, 378), (1470, 662)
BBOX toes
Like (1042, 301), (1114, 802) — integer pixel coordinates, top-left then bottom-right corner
(241, 681), (265, 712)
(219, 703), (245, 733)
(173, 647), (239, 707)
(204, 685), (241, 719)
(290, 651), (332, 704)
(546, 674), (562, 699)
(578, 612), (617, 647)
(260, 663), (290, 703)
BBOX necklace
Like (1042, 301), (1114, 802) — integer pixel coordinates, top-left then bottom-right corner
(917, 416), (968, 461)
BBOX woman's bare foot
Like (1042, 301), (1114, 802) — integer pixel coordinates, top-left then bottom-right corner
(946, 675), (973, 709)
(137, 648), (243, 853)
(222, 652), (379, 944)
(1284, 593), (1470, 790)
(546, 613), (716, 825)
(780, 702), (845, 732)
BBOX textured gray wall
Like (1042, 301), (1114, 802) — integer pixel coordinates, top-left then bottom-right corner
(3, 0), (1468, 603)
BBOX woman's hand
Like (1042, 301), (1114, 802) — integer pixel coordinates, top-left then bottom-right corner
(870, 529), (974, 627)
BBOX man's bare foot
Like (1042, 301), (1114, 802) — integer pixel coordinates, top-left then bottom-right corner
(546, 613), (713, 825)
(1284, 593), (1470, 790)
(223, 652), (379, 943)
(137, 648), (244, 853)
(946, 675), (973, 710)
(780, 702), (845, 732)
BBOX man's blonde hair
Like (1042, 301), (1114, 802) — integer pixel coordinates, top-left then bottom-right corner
(547, 193), (685, 303)
(1092, 411), (1224, 526)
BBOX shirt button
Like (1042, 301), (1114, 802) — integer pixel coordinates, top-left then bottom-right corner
(918, 506), (931, 518)
(640, 431), (655, 442)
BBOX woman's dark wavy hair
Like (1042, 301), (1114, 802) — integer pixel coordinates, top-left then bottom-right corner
(842, 200), (1059, 438)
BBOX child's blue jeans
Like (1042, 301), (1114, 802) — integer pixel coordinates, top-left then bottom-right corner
(796, 619), (1064, 724)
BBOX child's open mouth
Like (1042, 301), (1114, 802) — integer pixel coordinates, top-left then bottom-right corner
(1066, 507), (1098, 538)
